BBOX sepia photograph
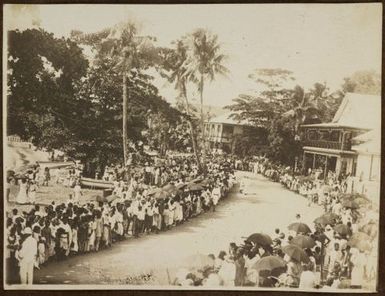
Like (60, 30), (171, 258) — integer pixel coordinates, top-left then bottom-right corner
(3, 2), (382, 292)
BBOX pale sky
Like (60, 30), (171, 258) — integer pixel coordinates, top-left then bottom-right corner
(4, 3), (382, 107)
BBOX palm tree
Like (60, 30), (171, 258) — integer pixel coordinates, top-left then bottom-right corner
(72, 22), (158, 165)
(160, 41), (202, 171)
(183, 29), (229, 162)
(282, 85), (323, 134)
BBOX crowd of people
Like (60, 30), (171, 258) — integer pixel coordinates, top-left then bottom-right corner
(5, 154), (238, 285)
(173, 157), (378, 290)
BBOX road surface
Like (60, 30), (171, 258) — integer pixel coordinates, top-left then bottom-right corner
(33, 171), (324, 285)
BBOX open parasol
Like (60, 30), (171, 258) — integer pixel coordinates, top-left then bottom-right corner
(162, 184), (178, 194)
(246, 233), (273, 247)
(186, 183), (205, 192)
(252, 256), (286, 272)
(154, 190), (169, 199)
(314, 212), (339, 226)
(282, 244), (310, 263)
(342, 199), (359, 209)
(333, 224), (352, 237)
(288, 222), (311, 234)
(291, 234), (316, 249)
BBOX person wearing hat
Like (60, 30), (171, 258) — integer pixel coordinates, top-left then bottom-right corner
(18, 227), (38, 285)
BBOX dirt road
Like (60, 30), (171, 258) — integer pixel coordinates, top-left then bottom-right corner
(33, 171), (324, 285)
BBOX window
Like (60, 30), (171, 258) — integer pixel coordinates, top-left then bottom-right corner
(223, 125), (234, 134)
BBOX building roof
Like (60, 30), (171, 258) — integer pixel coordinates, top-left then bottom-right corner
(331, 93), (381, 130)
(352, 129), (381, 155)
(300, 123), (368, 130)
(301, 93), (381, 130)
(206, 112), (252, 126)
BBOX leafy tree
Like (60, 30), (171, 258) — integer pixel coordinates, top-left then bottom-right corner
(231, 127), (268, 157)
(69, 53), (182, 175)
(248, 68), (295, 102)
(225, 68), (344, 165)
(72, 22), (159, 165)
(266, 117), (302, 166)
(7, 28), (88, 150)
(225, 94), (280, 127)
(342, 70), (381, 95)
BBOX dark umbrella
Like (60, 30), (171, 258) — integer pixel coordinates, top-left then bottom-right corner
(348, 232), (372, 251)
(333, 224), (352, 237)
(252, 256), (286, 272)
(353, 197), (370, 206)
(288, 222), (311, 234)
(190, 177), (204, 184)
(187, 183), (205, 192)
(154, 190), (169, 200)
(282, 244), (309, 263)
(148, 187), (163, 196)
(176, 183), (187, 190)
(246, 233), (273, 247)
(198, 179), (211, 188)
(162, 184), (178, 194)
(314, 213), (339, 226)
(342, 199), (359, 209)
(340, 193), (368, 201)
(291, 234), (316, 249)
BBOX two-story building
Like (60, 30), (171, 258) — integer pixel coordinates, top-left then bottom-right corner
(300, 92), (381, 198)
(204, 112), (252, 153)
(301, 93), (380, 177)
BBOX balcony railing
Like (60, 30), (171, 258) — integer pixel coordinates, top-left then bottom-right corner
(207, 135), (232, 143)
(303, 140), (352, 151)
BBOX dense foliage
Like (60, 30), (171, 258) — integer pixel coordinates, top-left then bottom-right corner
(226, 68), (344, 165)
(7, 29), (88, 150)
(7, 28), (188, 175)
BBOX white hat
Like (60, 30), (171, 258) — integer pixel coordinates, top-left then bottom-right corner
(23, 227), (32, 235)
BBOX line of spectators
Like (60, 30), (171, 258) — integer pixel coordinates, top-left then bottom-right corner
(173, 157), (378, 290)
(5, 155), (238, 285)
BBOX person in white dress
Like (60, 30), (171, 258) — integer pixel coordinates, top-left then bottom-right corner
(16, 178), (29, 205)
(350, 248), (366, 288)
(28, 181), (37, 204)
(73, 182), (82, 204)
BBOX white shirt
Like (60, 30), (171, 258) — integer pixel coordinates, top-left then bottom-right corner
(299, 271), (316, 289)
(18, 236), (38, 263)
(137, 209), (145, 220)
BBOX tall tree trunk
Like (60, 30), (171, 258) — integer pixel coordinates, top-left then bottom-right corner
(182, 83), (202, 172)
(199, 74), (206, 172)
(122, 73), (128, 165)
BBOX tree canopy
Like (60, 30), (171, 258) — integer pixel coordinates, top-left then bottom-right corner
(342, 70), (381, 96)
(7, 29), (88, 149)
(7, 27), (187, 175)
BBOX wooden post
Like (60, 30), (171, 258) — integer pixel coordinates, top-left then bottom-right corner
(324, 155), (328, 180)
(312, 153), (316, 169)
